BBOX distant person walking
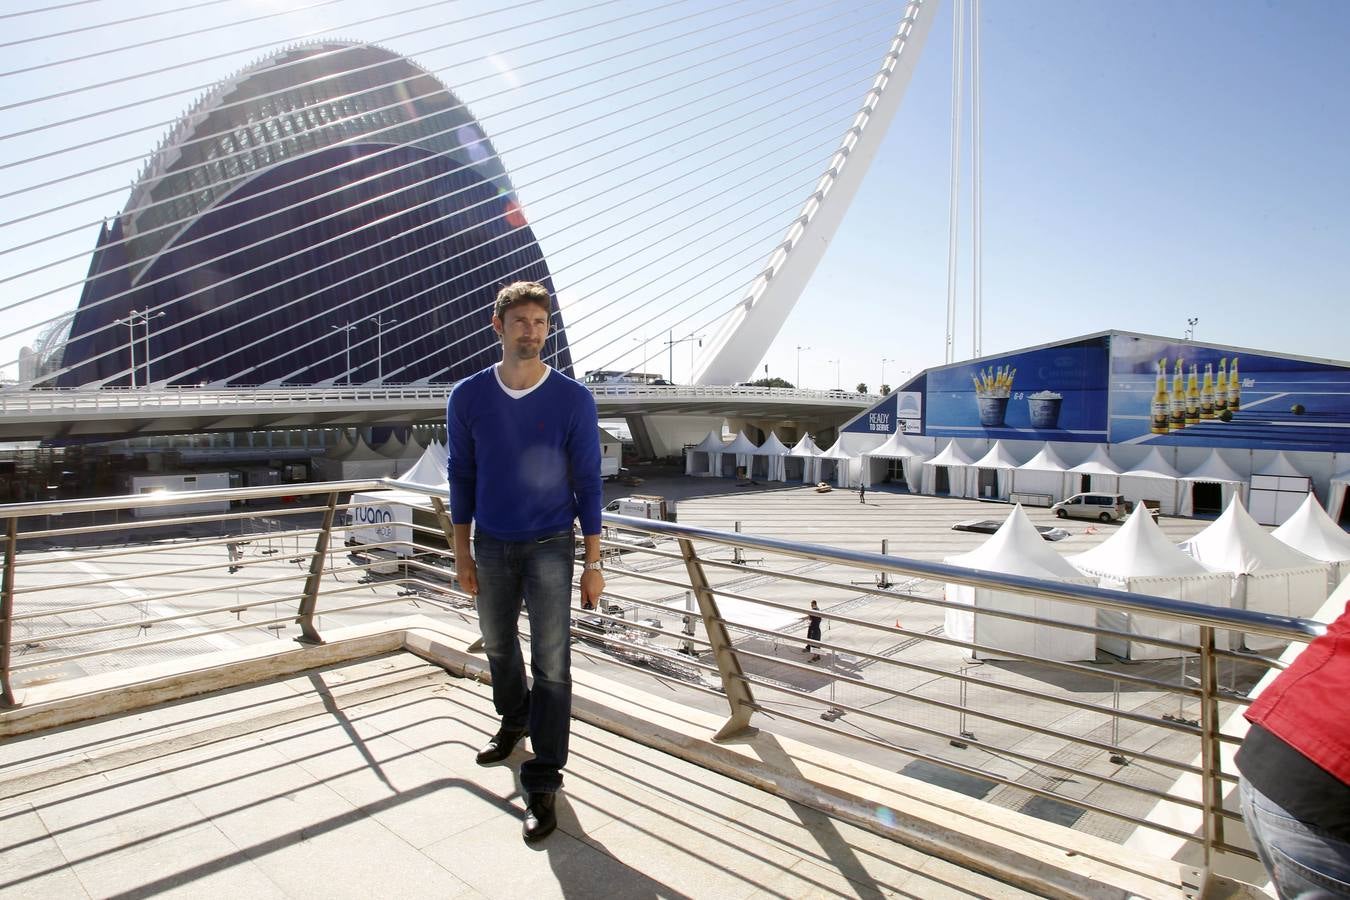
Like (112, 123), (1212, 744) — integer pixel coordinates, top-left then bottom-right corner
(1235, 603), (1350, 897)
(858, 481), (866, 504)
(448, 281), (605, 844)
(802, 600), (822, 661)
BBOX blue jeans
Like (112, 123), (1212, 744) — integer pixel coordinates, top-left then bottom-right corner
(1240, 777), (1350, 899)
(473, 530), (575, 794)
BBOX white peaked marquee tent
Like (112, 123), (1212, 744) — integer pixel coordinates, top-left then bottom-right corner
(1329, 468), (1350, 523)
(944, 506), (1098, 661)
(313, 434), (398, 481)
(376, 433), (407, 460)
(721, 431), (762, 478)
(817, 437), (858, 486)
(758, 431), (791, 482)
(686, 430), (725, 476)
(860, 431), (927, 490)
(394, 441), (450, 492)
(1015, 444), (1073, 504)
(923, 440), (976, 497)
(1271, 493), (1350, 593)
(1119, 447), (1182, 516)
(1068, 445), (1124, 494)
(788, 434), (823, 484)
(1068, 507), (1231, 659)
(1248, 451), (1312, 526)
(1178, 450), (1246, 517)
(349, 441), (450, 556)
(970, 440), (1022, 501)
(1178, 498), (1330, 647)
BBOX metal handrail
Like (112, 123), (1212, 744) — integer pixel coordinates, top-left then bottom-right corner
(1, 477), (1327, 879)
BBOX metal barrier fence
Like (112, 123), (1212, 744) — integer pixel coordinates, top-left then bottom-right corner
(0, 479), (1325, 875)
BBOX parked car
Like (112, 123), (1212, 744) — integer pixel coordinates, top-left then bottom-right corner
(1051, 492), (1132, 522)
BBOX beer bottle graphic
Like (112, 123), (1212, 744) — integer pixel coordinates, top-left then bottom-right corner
(1228, 356), (1241, 411)
(1170, 358), (1186, 431)
(1215, 358), (1228, 412)
(1150, 359), (1170, 434)
(1200, 363), (1215, 419)
(1186, 364), (1200, 424)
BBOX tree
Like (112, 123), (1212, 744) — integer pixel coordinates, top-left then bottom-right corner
(879, 383), (891, 395)
(748, 376), (795, 389)
(855, 382), (868, 394)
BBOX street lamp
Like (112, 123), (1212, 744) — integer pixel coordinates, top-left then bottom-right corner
(829, 358), (841, 389)
(631, 334), (649, 379)
(664, 330), (702, 383)
(795, 345), (811, 388)
(880, 357), (896, 391)
(140, 309), (165, 387)
(330, 324), (356, 385)
(368, 315), (398, 383)
(115, 308), (164, 388)
(1185, 317), (1199, 341)
(116, 313), (139, 388)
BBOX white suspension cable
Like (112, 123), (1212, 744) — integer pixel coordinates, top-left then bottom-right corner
(971, 0), (983, 358)
(943, 0), (966, 365)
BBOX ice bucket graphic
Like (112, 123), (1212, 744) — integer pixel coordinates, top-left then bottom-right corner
(1027, 392), (1063, 429)
(977, 395), (1009, 427)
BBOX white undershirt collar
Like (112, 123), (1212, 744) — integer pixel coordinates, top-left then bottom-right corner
(494, 364), (551, 399)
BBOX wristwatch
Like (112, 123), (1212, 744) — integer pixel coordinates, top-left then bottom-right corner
(582, 560), (603, 572)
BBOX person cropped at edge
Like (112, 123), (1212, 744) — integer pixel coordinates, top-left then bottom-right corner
(446, 280), (605, 844)
(1235, 603), (1350, 898)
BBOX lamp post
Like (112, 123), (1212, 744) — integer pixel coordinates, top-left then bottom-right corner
(795, 345), (811, 388)
(140, 309), (165, 387)
(664, 331), (703, 383)
(330, 324), (356, 385)
(116, 313), (139, 388)
(1185, 317), (1198, 341)
(880, 357), (895, 391)
(829, 358), (841, 389)
(369, 315), (398, 383)
(632, 334), (649, 380)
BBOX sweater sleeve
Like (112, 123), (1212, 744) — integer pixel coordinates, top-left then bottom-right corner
(567, 386), (603, 535)
(446, 384), (476, 525)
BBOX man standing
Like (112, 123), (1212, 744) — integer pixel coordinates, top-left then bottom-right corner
(447, 281), (605, 843)
(803, 600), (823, 661)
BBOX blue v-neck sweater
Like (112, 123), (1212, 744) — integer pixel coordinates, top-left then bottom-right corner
(447, 366), (603, 540)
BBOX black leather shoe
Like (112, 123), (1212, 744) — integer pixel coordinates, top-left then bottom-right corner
(522, 791), (557, 843)
(475, 727), (526, 765)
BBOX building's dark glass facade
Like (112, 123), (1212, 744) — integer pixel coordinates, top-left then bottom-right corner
(56, 42), (571, 387)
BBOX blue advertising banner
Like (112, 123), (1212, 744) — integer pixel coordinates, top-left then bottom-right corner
(1109, 336), (1350, 452)
(842, 388), (924, 435)
(924, 337), (1110, 441)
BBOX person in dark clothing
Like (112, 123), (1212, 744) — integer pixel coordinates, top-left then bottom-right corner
(858, 481), (866, 504)
(802, 600), (823, 661)
(1235, 604), (1350, 897)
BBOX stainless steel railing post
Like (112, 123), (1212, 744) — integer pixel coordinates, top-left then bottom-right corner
(1197, 625), (1222, 872)
(677, 537), (756, 741)
(295, 492), (338, 645)
(1, 517), (17, 708)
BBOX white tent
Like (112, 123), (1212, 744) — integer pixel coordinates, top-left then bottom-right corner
(1014, 444), (1073, 505)
(817, 437), (858, 486)
(860, 431), (927, 491)
(722, 431), (762, 478)
(1068, 506), (1232, 659)
(313, 434), (398, 481)
(375, 433), (407, 459)
(944, 505), (1098, 661)
(923, 440), (976, 497)
(1179, 497), (1330, 648)
(1178, 450), (1247, 517)
(758, 431), (791, 482)
(685, 430), (724, 476)
(1068, 445), (1124, 494)
(395, 442), (450, 492)
(1248, 451), (1312, 526)
(1119, 447), (1182, 516)
(787, 434), (823, 484)
(397, 433), (424, 463)
(1271, 493), (1350, 593)
(1329, 468), (1350, 523)
(970, 441), (1022, 501)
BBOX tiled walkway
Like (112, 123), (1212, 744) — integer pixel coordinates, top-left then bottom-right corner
(0, 654), (1039, 899)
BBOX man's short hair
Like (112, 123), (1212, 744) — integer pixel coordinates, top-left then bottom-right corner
(493, 281), (552, 321)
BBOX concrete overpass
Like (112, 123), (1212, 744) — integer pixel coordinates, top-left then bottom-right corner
(0, 385), (875, 454)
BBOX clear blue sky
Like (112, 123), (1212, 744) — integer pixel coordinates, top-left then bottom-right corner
(1, 1), (1346, 390)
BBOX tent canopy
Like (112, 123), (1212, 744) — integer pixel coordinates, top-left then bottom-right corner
(394, 443), (450, 491)
(1121, 447), (1181, 480)
(928, 440), (975, 468)
(1271, 493), (1350, 564)
(692, 430), (726, 453)
(865, 431), (927, 460)
(759, 432), (791, 455)
(1069, 445), (1124, 476)
(1019, 444), (1072, 473)
(722, 431), (760, 455)
(1180, 449), (1245, 484)
(788, 434), (822, 457)
(1069, 506), (1212, 578)
(972, 440), (1021, 470)
(1253, 451), (1308, 479)
(818, 438), (857, 461)
(947, 505), (1084, 581)
(1179, 497), (1324, 575)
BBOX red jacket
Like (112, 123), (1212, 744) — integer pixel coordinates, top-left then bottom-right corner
(1245, 604), (1350, 784)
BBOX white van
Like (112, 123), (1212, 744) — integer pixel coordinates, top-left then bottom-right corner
(1050, 492), (1131, 522)
(603, 495), (668, 520)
